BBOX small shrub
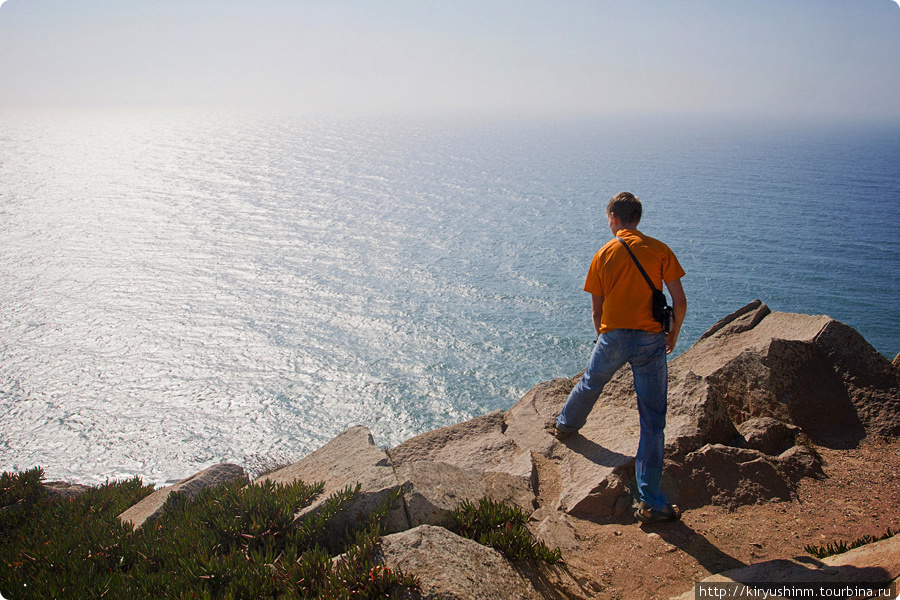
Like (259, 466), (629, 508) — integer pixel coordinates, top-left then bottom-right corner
(0, 467), (47, 535)
(805, 528), (896, 558)
(448, 497), (562, 563)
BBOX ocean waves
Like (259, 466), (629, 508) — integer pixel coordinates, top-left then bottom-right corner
(1, 111), (898, 485)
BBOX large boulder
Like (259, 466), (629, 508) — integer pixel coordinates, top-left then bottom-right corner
(258, 424), (537, 534)
(496, 362), (740, 517)
(671, 300), (900, 444)
(372, 525), (585, 600)
(386, 410), (540, 527)
(392, 371), (716, 518)
(118, 463), (246, 530)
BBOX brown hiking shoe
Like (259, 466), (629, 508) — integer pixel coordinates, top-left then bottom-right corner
(546, 418), (576, 440)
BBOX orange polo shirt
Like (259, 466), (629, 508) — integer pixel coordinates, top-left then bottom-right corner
(584, 229), (685, 334)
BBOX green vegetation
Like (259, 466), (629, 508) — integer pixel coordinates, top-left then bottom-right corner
(1, 467), (564, 599)
(448, 497), (562, 563)
(0, 467), (417, 599)
(805, 528), (897, 559)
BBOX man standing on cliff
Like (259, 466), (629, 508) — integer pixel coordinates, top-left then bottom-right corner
(554, 192), (687, 524)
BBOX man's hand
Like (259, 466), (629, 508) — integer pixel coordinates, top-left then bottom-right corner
(665, 330), (679, 354)
(590, 293), (604, 338)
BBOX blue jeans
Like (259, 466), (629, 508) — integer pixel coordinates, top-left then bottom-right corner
(556, 329), (669, 511)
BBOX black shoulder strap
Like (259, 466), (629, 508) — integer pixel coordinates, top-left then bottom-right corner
(616, 236), (659, 292)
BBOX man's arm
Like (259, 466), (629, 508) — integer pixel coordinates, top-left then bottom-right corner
(591, 293), (604, 339)
(664, 278), (687, 354)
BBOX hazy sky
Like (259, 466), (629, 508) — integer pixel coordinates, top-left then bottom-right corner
(1, 0), (899, 119)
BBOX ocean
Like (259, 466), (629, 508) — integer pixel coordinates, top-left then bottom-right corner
(1, 110), (898, 486)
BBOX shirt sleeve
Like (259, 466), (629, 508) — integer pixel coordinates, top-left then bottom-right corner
(662, 247), (686, 284)
(583, 252), (605, 296)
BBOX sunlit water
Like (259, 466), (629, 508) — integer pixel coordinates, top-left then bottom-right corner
(1, 110), (898, 485)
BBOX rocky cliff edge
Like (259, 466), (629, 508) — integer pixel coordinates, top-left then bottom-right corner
(116, 301), (900, 599)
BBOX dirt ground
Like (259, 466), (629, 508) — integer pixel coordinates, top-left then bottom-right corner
(551, 437), (900, 600)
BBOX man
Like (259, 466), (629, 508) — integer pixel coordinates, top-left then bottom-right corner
(554, 192), (687, 524)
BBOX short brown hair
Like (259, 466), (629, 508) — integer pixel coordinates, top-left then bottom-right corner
(606, 192), (642, 225)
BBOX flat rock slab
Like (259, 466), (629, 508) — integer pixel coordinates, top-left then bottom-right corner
(824, 533), (900, 578)
(118, 463), (245, 530)
(673, 534), (900, 599)
(257, 425), (409, 533)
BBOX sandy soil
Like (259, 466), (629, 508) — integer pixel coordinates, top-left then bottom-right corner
(549, 438), (900, 600)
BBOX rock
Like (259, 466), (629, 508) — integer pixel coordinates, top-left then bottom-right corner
(613, 494), (632, 517)
(664, 444), (795, 509)
(663, 440), (823, 510)
(43, 481), (91, 500)
(735, 417), (798, 456)
(499, 364), (739, 516)
(373, 524), (583, 600)
(502, 378), (575, 461)
(671, 300), (900, 444)
(387, 364), (740, 521)
(257, 425), (409, 533)
(504, 377), (639, 517)
(894, 352), (900, 369)
(665, 369), (740, 456)
(528, 506), (581, 555)
(389, 409), (534, 483)
(777, 444), (825, 481)
(396, 460), (535, 528)
(683, 441), (824, 508)
(672, 534), (900, 600)
(118, 463), (245, 530)
(822, 532), (900, 577)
